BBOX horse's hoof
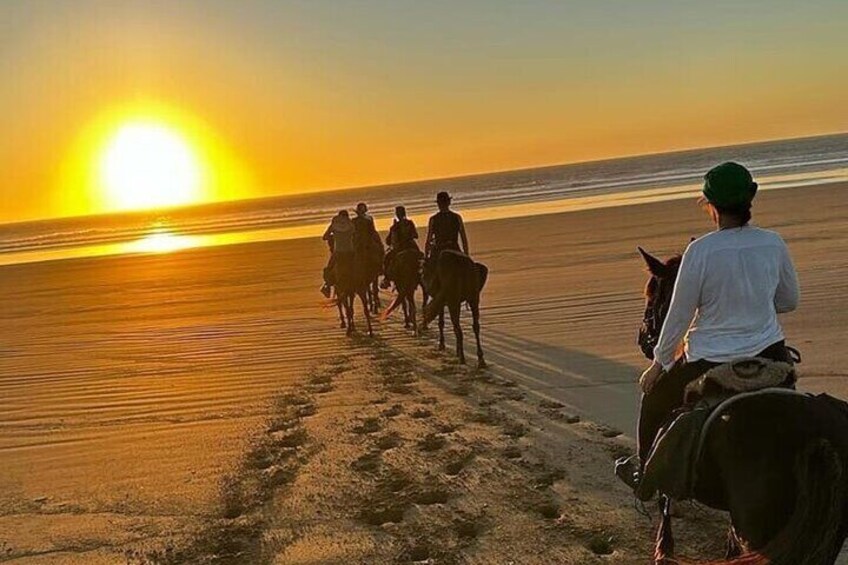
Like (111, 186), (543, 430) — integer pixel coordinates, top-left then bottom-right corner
(477, 360), (488, 370)
(438, 344), (446, 351)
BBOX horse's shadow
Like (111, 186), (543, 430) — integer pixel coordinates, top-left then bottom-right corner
(477, 328), (640, 434)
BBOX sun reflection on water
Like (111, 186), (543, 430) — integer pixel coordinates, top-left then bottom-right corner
(127, 230), (200, 254)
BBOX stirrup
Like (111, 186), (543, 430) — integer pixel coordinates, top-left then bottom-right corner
(614, 455), (642, 491)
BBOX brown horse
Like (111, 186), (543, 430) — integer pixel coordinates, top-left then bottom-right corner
(334, 251), (373, 337)
(635, 247), (848, 564)
(380, 248), (424, 334)
(422, 250), (488, 368)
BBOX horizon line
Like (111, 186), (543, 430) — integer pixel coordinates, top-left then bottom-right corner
(5, 129), (846, 229)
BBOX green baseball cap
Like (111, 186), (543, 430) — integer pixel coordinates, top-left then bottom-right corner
(702, 162), (758, 208)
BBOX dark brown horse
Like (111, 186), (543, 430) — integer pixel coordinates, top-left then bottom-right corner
(636, 247), (848, 564)
(334, 251), (373, 337)
(380, 248), (424, 334)
(422, 250), (488, 368)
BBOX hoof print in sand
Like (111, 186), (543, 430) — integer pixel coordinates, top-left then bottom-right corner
(453, 514), (486, 540)
(263, 464), (297, 487)
(497, 389), (526, 401)
(375, 432), (402, 451)
(359, 500), (409, 526)
(501, 422), (527, 439)
(597, 425), (622, 438)
(398, 542), (432, 562)
(410, 408), (432, 419)
(539, 400), (564, 410)
(411, 486), (451, 506)
(535, 500), (561, 520)
(435, 422), (458, 434)
(381, 404), (404, 418)
(351, 451), (382, 474)
(306, 373), (334, 394)
(271, 427), (307, 449)
(503, 445), (523, 460)
(445, 452), (475, 476)
(587, 533), (615, 556)
(418, 433), (447, 452)
(352, 417), (382, 435)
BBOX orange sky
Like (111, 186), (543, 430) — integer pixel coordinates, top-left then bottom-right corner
(1, 1), (846, 222)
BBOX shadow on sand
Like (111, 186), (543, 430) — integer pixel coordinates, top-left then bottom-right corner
(479, 328), (640, 433)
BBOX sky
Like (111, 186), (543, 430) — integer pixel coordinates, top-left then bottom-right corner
(1, 0), (846, 222)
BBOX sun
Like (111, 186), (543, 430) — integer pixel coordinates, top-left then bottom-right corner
(100, 121), (201, 211)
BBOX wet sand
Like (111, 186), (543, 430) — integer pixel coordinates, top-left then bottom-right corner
(1, 181), (846, 563)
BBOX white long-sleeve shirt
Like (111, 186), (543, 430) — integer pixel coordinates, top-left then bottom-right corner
(654, 226), (799, 370)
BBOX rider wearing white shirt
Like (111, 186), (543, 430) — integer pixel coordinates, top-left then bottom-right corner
(654, 226), (799, 370)
(616, 162), (799, 491)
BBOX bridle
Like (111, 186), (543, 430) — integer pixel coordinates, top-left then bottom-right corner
(638, 261), (680, 360)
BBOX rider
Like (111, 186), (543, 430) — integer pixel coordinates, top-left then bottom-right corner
(425, 191), (469, 260)
(320, 210), (354, 298)
(616, 162), (800, 490)
(381, 205), (419, 289)
(352, 202), (383, 253)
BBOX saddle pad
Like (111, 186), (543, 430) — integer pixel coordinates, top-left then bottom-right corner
(684, 357), (793, 405)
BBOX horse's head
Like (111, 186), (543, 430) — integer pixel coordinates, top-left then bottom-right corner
(637, 247), (682, 360)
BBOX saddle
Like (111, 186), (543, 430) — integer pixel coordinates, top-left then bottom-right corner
(637, 358), (796, 502)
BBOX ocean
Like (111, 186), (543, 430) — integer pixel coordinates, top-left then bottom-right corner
(1, 133), (846, 265)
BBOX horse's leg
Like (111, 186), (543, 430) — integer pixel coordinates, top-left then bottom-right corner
(437, 308), (446, 350)
(336, 291), (346, 329)
(421, 291), (430, 330)
(408, 293), (418, 337)
(371, 279), (381, 313)
(359, 290), (373, 337)
(401, 294), (410, 329)
(470, 298), (485, 368)
(344, 294), (355, 336)
(653, 495), (675, 564)
(448, 301), (464, 364)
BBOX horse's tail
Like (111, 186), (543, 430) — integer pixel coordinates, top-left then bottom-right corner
(423, 290), (446, 326)
(694, 439), (844, 565)
(476, 262), (489, 292)
(380, 294), (402, 322)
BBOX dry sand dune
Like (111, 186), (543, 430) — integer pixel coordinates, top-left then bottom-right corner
(1, 182), (846, 563)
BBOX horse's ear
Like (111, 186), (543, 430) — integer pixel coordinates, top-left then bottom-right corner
(638, 246), (667, 277)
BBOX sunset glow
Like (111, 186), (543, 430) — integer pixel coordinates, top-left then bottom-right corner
(100, 122), (200, 211)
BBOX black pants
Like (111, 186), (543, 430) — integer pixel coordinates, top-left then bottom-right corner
(637, 340), (793, 464)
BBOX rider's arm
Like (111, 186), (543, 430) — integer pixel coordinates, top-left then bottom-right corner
(458, 216), (469, 255)
(322, 224), (333, 241)
(411, 222), (419, 240)
(425, 217), (434, 257)
(774, 240), (800, 313)
(654, 248), (703, 371)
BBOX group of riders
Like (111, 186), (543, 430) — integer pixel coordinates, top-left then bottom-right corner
(319, 190), (469, 298)
(320, 162), (803, 501)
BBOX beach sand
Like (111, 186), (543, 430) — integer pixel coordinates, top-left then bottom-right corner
(1, 182), (846, 563)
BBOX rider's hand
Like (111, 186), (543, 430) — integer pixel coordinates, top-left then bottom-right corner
(639, 361), (663, 394)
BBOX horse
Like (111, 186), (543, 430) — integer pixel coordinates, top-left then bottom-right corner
(421, 250), (488, 368)
(635, 246), (848, 564)
(334, 250), (373, 337)
(380, 248), (424, 333)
